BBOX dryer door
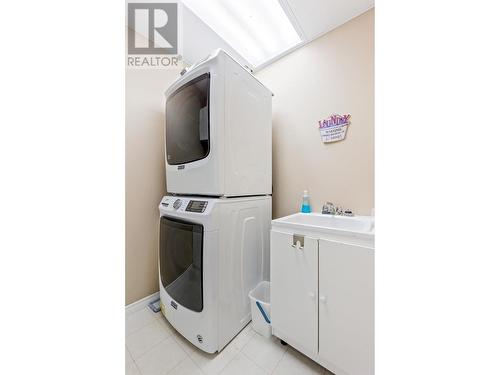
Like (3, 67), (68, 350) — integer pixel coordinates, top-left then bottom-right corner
(165, 73), (210, 166)
(159, 216), (204, 312)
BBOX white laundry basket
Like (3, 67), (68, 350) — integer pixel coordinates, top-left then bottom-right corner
(248, 281), (271, 337)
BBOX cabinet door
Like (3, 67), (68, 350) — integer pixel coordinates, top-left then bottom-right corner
(271, 230), (318, 355)
(318, 240), (374, 375)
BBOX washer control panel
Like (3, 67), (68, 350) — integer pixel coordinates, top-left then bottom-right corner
(185, 200), (208, 213)
(160, 197), (210, 214)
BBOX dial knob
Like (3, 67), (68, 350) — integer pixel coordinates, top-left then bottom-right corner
(173, 199), (182, 210)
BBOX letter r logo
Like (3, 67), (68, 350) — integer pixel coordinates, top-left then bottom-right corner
(128, 3), (178, 55)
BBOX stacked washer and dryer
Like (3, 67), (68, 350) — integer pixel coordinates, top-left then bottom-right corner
(158, 49), (273, 353)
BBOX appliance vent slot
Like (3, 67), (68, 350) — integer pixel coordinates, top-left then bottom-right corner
(196, 334), (203, 343)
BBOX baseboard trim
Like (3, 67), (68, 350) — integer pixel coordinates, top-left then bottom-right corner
(125, 292), (160, 316)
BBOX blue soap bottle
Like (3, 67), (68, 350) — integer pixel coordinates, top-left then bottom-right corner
(301, 190), (311, 213)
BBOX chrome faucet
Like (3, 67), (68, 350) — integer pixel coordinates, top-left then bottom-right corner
(322, 202), (354, 216)
(322, 202), (335, 215)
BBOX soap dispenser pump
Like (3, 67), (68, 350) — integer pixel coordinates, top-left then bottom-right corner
(301, 190), (311, 213)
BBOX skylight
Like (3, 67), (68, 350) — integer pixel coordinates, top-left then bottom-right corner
(182, 0), (302, 68)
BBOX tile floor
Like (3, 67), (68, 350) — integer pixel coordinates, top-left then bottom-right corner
(126, 306), (333, 375)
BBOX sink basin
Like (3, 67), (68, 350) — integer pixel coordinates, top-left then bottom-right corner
(272, 213), (374, 235)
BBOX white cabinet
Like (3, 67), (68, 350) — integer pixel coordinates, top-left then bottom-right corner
(318, 239), (374, 375)
(270, 231), (318, 358)
(271, 228), (374, 375)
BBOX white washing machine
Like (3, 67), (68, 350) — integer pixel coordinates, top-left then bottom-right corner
(158, 194), (271, 353)
(164, 49), (272, 197)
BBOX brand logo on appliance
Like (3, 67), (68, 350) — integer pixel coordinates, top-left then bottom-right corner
(177, 165), (185, 170)
(170, 300), (178, 309)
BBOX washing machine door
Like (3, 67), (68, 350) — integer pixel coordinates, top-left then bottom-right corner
(159, 216), (204, 312)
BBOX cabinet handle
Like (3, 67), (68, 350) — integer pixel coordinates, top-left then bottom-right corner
(308, 292), (315, 299)
(319, 295), (327, 303)
(291, 234), (304, 250)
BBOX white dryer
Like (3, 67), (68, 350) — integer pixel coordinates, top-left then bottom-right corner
(164, 49), (272, 197)
(158, 195), (271, 353)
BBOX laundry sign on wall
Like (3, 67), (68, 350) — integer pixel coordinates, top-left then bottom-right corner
(318, 114), (351, 143)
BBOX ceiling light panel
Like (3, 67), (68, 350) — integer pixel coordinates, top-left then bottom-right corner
(182, 0), (302, 68)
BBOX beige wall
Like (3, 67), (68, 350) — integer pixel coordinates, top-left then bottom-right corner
(125, 66), (182, 305)
(125, 10), (373, 304)
(256, 9), (374, 218)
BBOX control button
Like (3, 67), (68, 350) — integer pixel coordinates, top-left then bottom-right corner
(173, 199), (182, 210)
